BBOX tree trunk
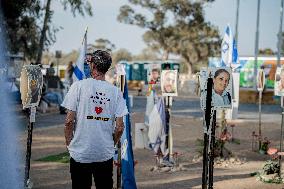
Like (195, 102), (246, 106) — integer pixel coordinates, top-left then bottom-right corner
(185, 60), (193, 78)
(162, 50), (169, 61)
(36, 0), (52, 64)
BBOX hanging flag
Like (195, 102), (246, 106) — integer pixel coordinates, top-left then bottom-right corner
(221, 25), (233, 67)
(148, 97), (168, 157)
(121, 76), (137, 189)
(232, 39), (238, 64)
(73, 28), (88, 81)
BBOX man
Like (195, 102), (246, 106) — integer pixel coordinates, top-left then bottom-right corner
(62, 50), (128, 189)
(43, 67), (66, 114)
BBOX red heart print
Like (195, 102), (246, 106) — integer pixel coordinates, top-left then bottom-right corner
(95, 107), (103, 114)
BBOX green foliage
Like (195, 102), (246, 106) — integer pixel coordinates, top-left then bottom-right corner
(37, 152), (70, 163)
(1, 0), (93, 61)
(112, 48), (133, 64)
(132, 47), (159, 61)
(117, 0), (221, 74)
(258, 48), (275, 55)
(1, 0), (42, 59)
(88, 38), (116, 53)
(262, 160), (280, 175)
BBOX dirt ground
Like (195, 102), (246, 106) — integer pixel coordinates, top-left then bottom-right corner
(22, 111), (284, 189)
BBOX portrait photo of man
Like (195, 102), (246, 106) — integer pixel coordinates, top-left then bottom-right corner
(148, 64), (161, 84)
(161, 70), (178, 96)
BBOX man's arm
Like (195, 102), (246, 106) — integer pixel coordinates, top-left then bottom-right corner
(64, 110), (76, 147)
(113, 117), (124, 145)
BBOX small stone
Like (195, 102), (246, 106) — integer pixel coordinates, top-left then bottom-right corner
(229, 157), (235, 163)
(160, 167), (171, 172)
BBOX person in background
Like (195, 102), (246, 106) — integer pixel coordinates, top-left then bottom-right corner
(65, 61), (74, 87)
(43, 67), (66, 114)
(62, 50), (128, 189)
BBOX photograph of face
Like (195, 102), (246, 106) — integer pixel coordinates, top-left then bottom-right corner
(274, 67), (284, 96)
(200, 67), (232, 110)
(161, 70), (178, 96)
(148, 65), (161, 84)
(257, 69), (265, 91)
(212, 68), (232, 108)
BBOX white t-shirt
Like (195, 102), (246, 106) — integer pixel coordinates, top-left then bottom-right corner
(61, 78), (128, 163)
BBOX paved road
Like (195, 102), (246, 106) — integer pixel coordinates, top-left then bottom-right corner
(14, 95), (283, 131)
(132, 96), (282, 119)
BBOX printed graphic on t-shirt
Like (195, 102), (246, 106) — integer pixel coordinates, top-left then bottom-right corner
(88, 92), (112, 121)
(90, 92), (111, 105)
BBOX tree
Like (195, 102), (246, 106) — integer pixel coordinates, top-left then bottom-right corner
(1, 0), (42, 59)
(112, 48), (132, 64)
(89, 38), (116, 52)
(36, 0), (93, 64)
(1, 0), (92, 61)
(258, 48), (275, 56)
(132, 47), (159, 61)
(117, 0), (220, 75)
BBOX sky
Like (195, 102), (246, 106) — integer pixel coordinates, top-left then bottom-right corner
(49, 0), (283, 56)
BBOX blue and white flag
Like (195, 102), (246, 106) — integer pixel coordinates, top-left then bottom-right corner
(73, 28), (88, 81)
(148, 97), (167, 157)
(121, 78), (137, 189)
(221, 25), (233, 67)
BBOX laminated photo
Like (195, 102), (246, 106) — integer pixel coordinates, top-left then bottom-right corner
(161, 70), (178, 96)
(274, 66), (284, 96)
(257, 69), (265, 92)
(200, 67), (232, 110)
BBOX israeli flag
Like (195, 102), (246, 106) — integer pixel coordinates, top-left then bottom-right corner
(121, 77), (137, 189)
(73, 29), (88, 81)
(221, 25), (233, 67)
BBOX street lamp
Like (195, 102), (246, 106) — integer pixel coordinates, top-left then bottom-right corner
(55, 50), (62, 76)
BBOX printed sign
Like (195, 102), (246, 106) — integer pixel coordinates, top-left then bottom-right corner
(274, 66), (284, 96)
(161, 70), (178, 96)
(200, 67), (232, 110)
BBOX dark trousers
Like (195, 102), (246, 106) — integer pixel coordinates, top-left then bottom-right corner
(70, 157), (113, 189)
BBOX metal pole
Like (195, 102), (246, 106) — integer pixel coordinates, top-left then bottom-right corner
(254, 0), (261, 90)
(277, 1), (284, 177)
(57, 58), (59, 76)
(202, 77), (213, 189)
(24, 109), (34, 188)
(277, 0), (284, 68)
(168, 97), (173, 162)
(208, 110), (216, 189)
(235, 0), (240, 45)
(165, 96), (170, 161)
(279, 96), (284, 177)
(258, 91), (262, 150)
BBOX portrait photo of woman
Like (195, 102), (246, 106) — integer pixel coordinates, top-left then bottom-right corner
(199, 67), (232, 110)
(212, 68), (232, 108)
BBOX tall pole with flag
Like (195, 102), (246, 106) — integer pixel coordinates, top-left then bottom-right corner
(221, 25), (233, 67)
(277, 0), (284, 178)
(116, 64), (137, 189)
(254, 0), (261, 90)
(73, 27), (88, 82)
